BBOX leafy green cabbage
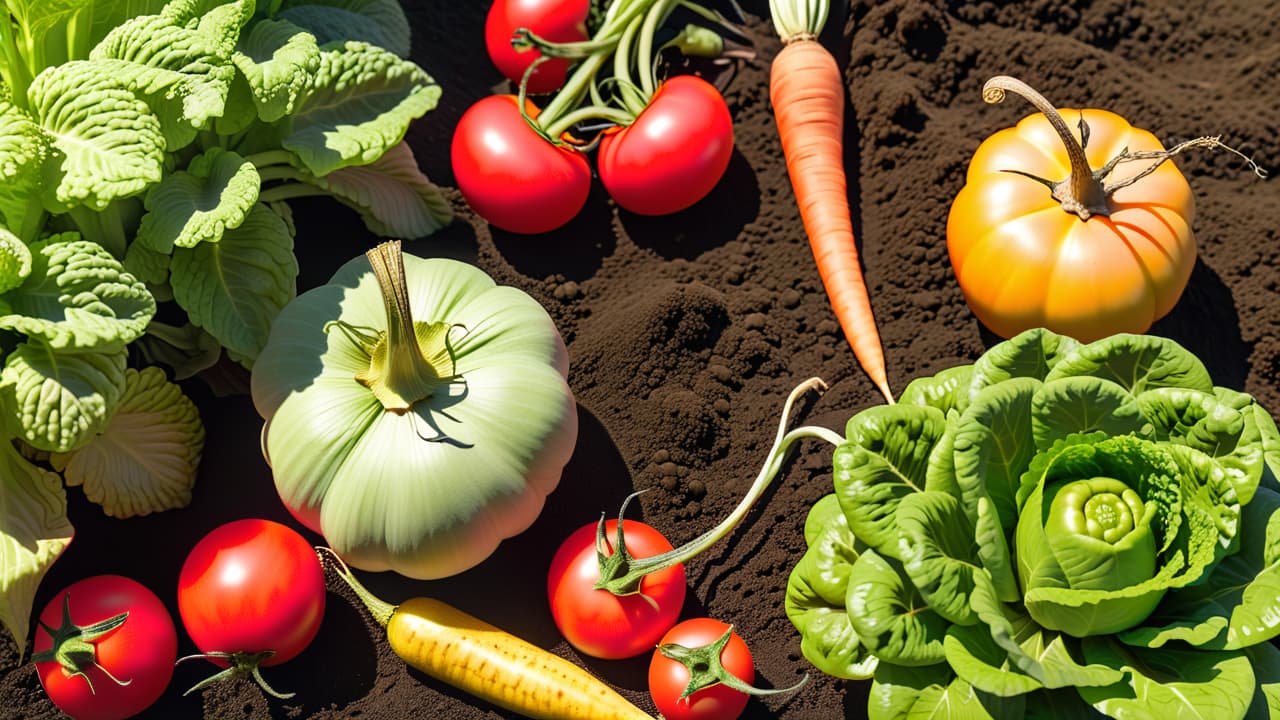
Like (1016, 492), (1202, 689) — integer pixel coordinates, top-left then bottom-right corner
(0, 0), (447, 652)
(786, 329), (1280, 719)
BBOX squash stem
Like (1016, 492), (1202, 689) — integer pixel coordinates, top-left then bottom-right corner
(982, 76), (1111, 220)
(317, 547), (396, 629)
(594, 378), (830, 595)
(359, 241), (445, 413)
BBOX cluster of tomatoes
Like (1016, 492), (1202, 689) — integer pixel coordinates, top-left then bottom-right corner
(32, 520), (323, 720)
(453, 0), (736, 234)
(548, 516), (774, 720)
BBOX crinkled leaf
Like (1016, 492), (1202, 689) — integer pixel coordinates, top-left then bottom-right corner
(1118, 600), (1232, 649)
(233, 17), (323, 122)
(1078, 637), (1255, 720)
(1032, 376), (1148, 450)
(0, 439), (73, 657)
(968, 571), (1124, 690)
(161, 0), (254, 26)
(1245, 642), (1280, 720)
(1023, 688), (1107, 719)
(0, 227), (33, 295)
(123, 237), (171, 286)
(299, 140), (451, 238)
(283, 42), (441, 176)
(974, 495), (1020, 603)
(278, 0), (412, 58)
(924, 413), (961, 497)
(1143, 387), (1262, 505)
(0, 342), (127, 452)
(131, 321), (222, 380)
(900, 365), (974, 417)
(28, 62), (166, 211)
(0, 233), (156, 350)
(1044, 333), (1214, 396)
(848, 549), (950, 667)
(967, 328), (1078, 400)
(169, 202), (297, 366)
(898, 491), (981, 625)
(787, 495), (877, 679)
(0, 95), (48, 236)
(953, 376), (1039, 530)
(1206, 486), (1280, 650)
(1165, 443), (1241, 563)
(1242, 401), (1280, 492)
(51, 367), (204, 518)
(869, 663), (1018, 720)
(136, 147), (260, 253)
(89, 10), (242, 142)
(837, 404), (946, 559)
(944, 623), (1044, 697)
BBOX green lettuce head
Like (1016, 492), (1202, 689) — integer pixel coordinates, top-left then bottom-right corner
(784, 329), (1280, 720)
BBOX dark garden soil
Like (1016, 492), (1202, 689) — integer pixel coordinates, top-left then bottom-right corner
(3, 0), (1278, 718)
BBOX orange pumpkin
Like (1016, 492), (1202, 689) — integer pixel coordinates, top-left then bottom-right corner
(946, 76), (1196, 342)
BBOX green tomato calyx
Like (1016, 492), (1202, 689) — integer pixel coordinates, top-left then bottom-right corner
(176, 649), (293, 699)
(31, 593), (132, 694)
(658, 625), (807, 700)
(327, 241), (463, 414)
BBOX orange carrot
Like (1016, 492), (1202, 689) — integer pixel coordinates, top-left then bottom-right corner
(768, 1), (893, 404)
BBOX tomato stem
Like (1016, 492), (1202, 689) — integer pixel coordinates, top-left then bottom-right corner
(533, 0), (742, 137)
(593, 378), (829, 596)
(510, 27), (621, 59)
(636, 0), (680, 98)
(177, 650), (293, 699)
(612, 12), (649, 116)
(31, 593), (132, 694)
(659, 626), (808, 699)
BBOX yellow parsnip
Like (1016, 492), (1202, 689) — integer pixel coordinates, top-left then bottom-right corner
(321, 549), (654, 720)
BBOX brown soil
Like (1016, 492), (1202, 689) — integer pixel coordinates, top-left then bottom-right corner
(3, 1), (1277, 718)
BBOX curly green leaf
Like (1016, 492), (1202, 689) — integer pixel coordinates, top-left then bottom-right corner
(0, 439), (74, 657)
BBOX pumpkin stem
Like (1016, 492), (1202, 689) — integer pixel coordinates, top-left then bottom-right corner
(982, 76), (1112, 220)
(357, 241), (454, 413)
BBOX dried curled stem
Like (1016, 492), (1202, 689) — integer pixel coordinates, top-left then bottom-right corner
(1105, 136), (1269, 193)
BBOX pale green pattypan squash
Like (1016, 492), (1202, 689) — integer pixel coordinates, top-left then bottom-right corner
(251, 241), (577, 579)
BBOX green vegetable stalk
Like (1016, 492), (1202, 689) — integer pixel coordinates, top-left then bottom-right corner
(779, 328), (1280, 720)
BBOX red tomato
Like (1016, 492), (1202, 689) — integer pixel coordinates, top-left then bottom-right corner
(451, 94), (592, 234)
(485, 0), (590, 94)
(649, 619), (756, 720)
(547, 518), (687, 659)
(177, 519), (325, 667)
(33, 575), (177, 720)
(598, 75), (734, 216)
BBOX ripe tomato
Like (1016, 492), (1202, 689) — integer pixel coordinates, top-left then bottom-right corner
(451, 94), (592, 234)
(649, 618), (755, 720)
(946, 77), (1196, 342)
(177, 519), (325, 668)
(598, 75), (734, 216)
(547, 518), (687, 659)
(485, 0), (590, 94)
(33, 575), (177, 720)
